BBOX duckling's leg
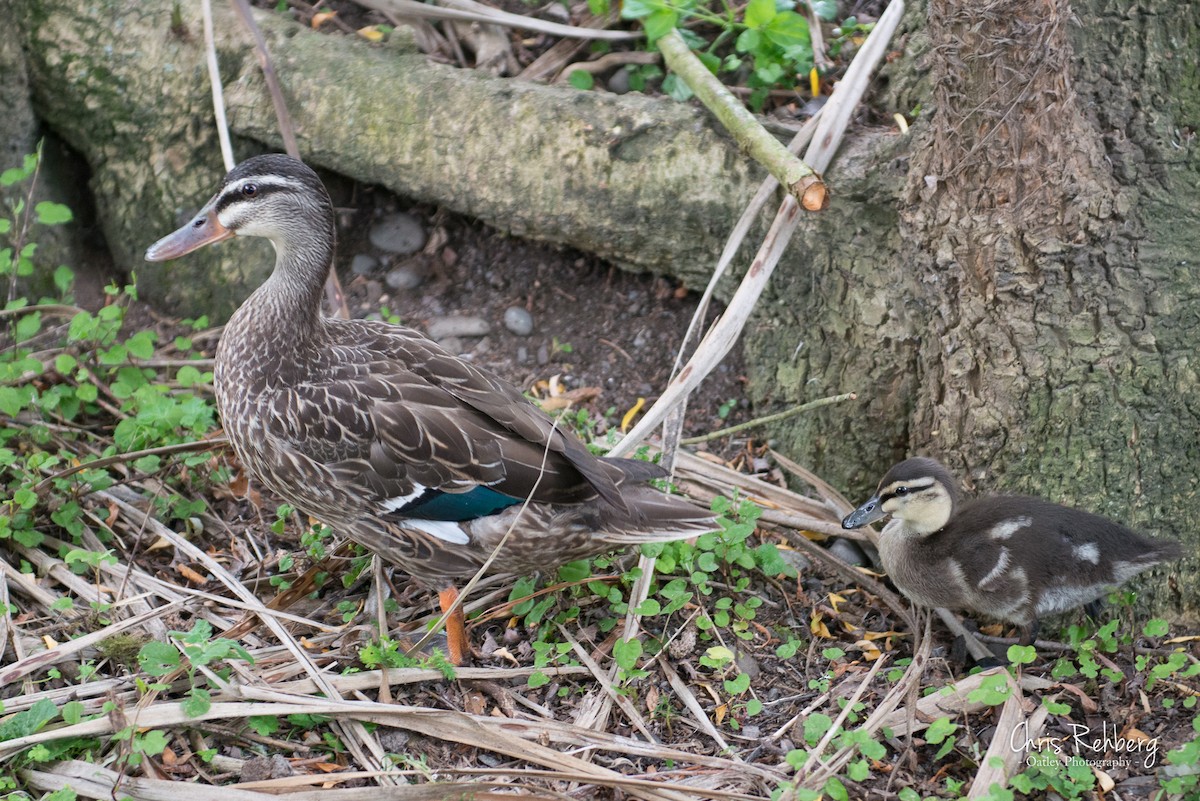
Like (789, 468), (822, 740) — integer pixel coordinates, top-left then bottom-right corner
(437, 586), (470, 665)
(1018, 619), (1040, 647)
(1083, 599), (1104, 622)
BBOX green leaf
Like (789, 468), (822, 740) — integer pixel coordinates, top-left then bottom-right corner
(0, 386), (30, 417)
(134, 729), (170, 756)
(823, 775), (849, 801)
(138, 641), (181, 676)
(54, 353), (77, 375)
(527, 670), (550, 688)
(62, 700), (85, 725)
(183, 687), (212, 718)
(764, 11), (813, 59)
(613, 636), (643, 670)
(248, 715), (281, 736)
(0, 698), (59, 741)
(1007, 644), (1037, 665)
(744, 0), (776, 28)
(1143, 618), (1169, 637)
(125, 331), (156, 360)
(587, 0), (609, 13)
(803, 712), (833, 745)
(559, 561), (591, 583)
(15, 311), (41, 342)
(619, 0), (658, 20)
(661, 73), (694, 101)
(634, 598), (662, 616)
(643, 8), (678, 42)
(735, 28), (761, 54)
(53, 265), (74, 294)
(810, 0), (838, 20)
(567, 70), (595, 90)
(724, 671), (750, 694)
(35, 201), (73, 225)
(745, 697), (763, 716)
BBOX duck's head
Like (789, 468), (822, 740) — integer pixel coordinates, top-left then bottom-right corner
(145, 154), (333, 263)
(841, 457), (960, 536)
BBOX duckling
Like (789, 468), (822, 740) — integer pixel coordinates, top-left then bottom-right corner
(841, 457), (1182, 644)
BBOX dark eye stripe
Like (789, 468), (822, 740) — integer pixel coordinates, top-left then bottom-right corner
(881, 479), (935, 502)
(215, 182), (290, 214)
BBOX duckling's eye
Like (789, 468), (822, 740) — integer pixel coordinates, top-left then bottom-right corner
(242, 183), (259, 197)
(895, 486), (909, 496)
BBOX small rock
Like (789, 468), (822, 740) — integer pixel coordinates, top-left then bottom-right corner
(735, 651), (761, 679)
(350, 253), (379, 276)
(607, 68), (631, 95)
(829, 538), (868, 567)
(369, 212), (427, 255)
(516, 346), (529, 364)
(426, 315), (491, 340)
(779, 549), (812, 574)
(438, 336), (465, 354)
(503, 306), (534, 336)
(385, 260), (428, 291)
(536, 343), (550, 365)
(364, 279), (383, 307)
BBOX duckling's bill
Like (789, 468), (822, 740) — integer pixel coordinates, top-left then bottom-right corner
(145, 205), (233, 262)
(843, 496), (885, 529)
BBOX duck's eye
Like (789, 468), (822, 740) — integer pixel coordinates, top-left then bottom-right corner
(242, 183), (259, 197)
(895, 486), (909, 496)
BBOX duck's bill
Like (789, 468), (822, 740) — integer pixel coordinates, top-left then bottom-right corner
(145, 207), (232, 262)
(841, 496), (885, 529)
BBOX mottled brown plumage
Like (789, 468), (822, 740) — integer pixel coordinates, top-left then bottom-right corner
(842, 457), (1182, 643)
(146, 154), (713, 596)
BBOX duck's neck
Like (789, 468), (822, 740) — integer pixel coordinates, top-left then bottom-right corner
(238, 226), (334, 344)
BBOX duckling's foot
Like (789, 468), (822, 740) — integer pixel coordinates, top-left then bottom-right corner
(1017, 620), (1040, 647)
(438, 586), (471, 666)
(1083, 599), (1104, 622)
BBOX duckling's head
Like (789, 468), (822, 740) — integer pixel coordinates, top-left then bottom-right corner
(145, 154), (333, 264)
(842, 457), (961, 536)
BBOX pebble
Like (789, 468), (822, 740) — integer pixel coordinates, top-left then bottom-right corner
(536, 343), (550, 365)
(779, 549), (812, 574)
(385, 260), (428, 291)
(607, 68), (631, 95)
(735, 651), (761, 679)
(503, 306), (534, 336)
(516, 346), (529, 364)
(350, 253), (379, 276)
(426, 315), (491, 340)
(829, 538), (868, 567)
(369, 212), (427, 255)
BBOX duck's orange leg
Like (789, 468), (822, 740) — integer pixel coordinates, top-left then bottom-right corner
(438, 586), (469, 665)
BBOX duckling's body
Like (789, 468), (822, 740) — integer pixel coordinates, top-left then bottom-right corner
(843, 458), (1181, 643)
(146, 155), (713, 661)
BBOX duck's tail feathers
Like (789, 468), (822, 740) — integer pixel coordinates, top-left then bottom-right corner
(595, 487), (717, 544)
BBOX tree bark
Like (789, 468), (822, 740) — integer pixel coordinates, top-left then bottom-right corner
(747, 0), (1199, 618)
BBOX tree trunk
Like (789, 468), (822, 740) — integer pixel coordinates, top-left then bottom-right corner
(748, 0), (1199, 618)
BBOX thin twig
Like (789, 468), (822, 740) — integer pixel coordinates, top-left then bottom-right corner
(355, 0), (641, 41)
(680, 392), (857, 444)
(201, 0), (234, 169)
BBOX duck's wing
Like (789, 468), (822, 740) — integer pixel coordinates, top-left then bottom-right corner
(299, 322), (653, 520)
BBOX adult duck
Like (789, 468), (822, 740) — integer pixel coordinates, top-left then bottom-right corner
(146, 154), (713, 663)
